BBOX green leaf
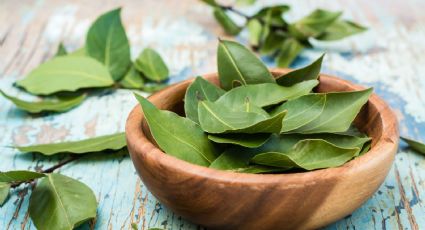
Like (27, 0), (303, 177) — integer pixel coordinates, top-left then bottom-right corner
(16, 56), (114, 95)
(184, 77), (225, 123)
(276, 38), (304, 67)
(276, 54), (324, 86)
(0, 170), (45, 183)
(316, 20), (367, 41)
(134, 48), (169, 82)
(236, 0), (256, 6)
(251, 139), (359, 170)
(213, 7), (242, 36)
(201, 0), (218, 7)
(210, 147), (258, 170)
(68, 47), (86, 57)
(208, 133), (271, 148)
(293, 89), (373, 133)
(0, 182), (10, 206)
(289, 9), (342, 39)
(16, 132), (126, 155)
(209, 148), (290, 173)
(29, 173), (97, 230)
(140, 83), (168, 93)
(0, 90), (86, 113)
(119, 65), (145, 89)
(198, 100), (286, 134)
(215, 80), (318, 108)
(217, 39), (275, 90)
(401, 137), (425, 155)
(247, 19), (262, 47)
(135, 94), (219, 166)
(86, 8), (131, 81)
(55, 43), (67, 57)
(270, 94), (326, 132)
(259, 31), (286, 55)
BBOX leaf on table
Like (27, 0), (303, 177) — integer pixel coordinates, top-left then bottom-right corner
(55, 43), (67, 57)
(293, 88), (373, 133)
(289, 9), (342, 39)
(135, 94), (219, 166)
(15, 56), (114, 95)
(0, 182), (10, 206)
(0, 90), (86, 113)
(208, 133), (271, 148)
(119, 65), (145, 89)
(86, 8), (131, 81)
(316, 20), (367, 41)
(134, 48), (169, 82)
(184, 77), (225, 123)
(215, 80), (319, 108)
(270, 94), (326, 132)
(198, 100), (286, 134)
(29, 173), (97, 230)
(276, 38), (304, 67)
(217, 39), (275, 90)
(251, 139), (359, 170)
(401, 137), (425, 155)
(213, 7), (242, 36)
(16, 132), (126, 155)
(276, 54), (324, 86)
(0, 170), (45, 183)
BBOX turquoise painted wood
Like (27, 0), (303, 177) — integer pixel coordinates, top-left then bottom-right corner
(0, 0), (424, 229)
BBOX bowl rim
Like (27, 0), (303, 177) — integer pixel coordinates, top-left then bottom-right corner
(126, 69), (399, 185)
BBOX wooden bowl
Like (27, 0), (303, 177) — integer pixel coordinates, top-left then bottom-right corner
(126, 69), (399, 230)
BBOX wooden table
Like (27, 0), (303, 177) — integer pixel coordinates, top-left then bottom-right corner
(1, 0), (424, 229)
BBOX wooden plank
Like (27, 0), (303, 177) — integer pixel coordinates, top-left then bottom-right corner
(0, 0), (424, 229)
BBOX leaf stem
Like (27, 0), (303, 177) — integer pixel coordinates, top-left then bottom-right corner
(10, 155), (81, 188)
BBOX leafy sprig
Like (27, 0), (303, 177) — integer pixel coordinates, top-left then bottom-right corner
(203, 0), (367, 67)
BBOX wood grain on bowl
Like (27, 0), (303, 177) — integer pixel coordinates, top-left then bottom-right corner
(125, 69), (399, 230)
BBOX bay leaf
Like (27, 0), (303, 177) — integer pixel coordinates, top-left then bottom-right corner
(276, 54), (324, 86)
(0, 170), (45, 183)
(209, 147), (290, 173)
(217, 39), (274, 90)
(247, 19), (262, 47)
(293, 88), (373, 133)
(208, 133), (271, 148)
(0, 90), (86, 113)
(134, 48), (169, 82)
(213, 7), (242, 35)
(401, 137), (425, 155)
(259, 31), (286, 55)
(68, 47), (86, 57)
(29, 173), (97, 230)
(135, 94), (219, 166)
(16, 56), (114, 95)
(86, 8), (131, 81)
(316, 20), (367, 41)
(201, 0), (218, 7)
(215, 80), (319, 108)
(251, 139), (359, 170)
(276, 38), (304, 67)
(16, 132), (126, 155)
(289, 9), (342, 39)
(270, 94), (325, 132)
(119, 65), (145, 89)
(140, 83), (168, 93)
(0, 182), (10, 206)
(55, 43), (67, 57)
(198, 100), (286, 134)
(184, 76), (225, 123)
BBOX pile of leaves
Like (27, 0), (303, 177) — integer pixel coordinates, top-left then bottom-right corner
(0, 8), (169, 114)
(135, 39), (373, 173)
(202, 0), (367, 67)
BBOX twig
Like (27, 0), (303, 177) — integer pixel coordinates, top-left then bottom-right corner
(10, 155), (81, 188)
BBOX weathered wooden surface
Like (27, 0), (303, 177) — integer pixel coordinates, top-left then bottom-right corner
(0, 0), (424, 229)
